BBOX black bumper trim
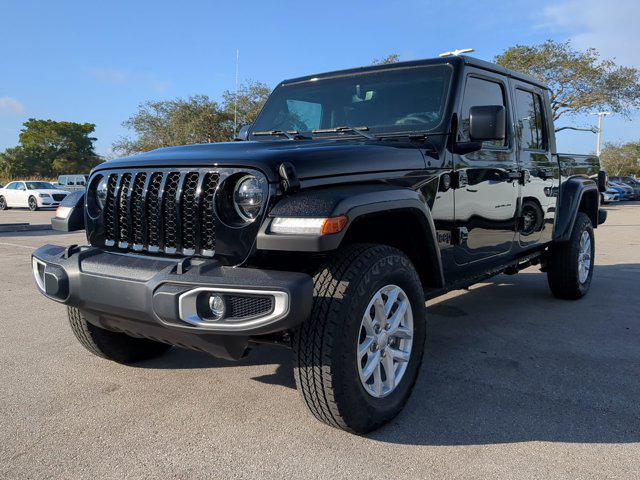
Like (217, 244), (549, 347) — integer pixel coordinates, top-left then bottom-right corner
(32, 245), (313, 359)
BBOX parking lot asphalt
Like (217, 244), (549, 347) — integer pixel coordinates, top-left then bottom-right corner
(0, 208), (58, 229)
(1, 203), (639, 480)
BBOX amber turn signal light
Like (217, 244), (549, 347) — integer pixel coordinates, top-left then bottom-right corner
(320, 216), (348, 235)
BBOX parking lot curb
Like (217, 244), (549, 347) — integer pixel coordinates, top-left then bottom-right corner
(0, 223), (52, 233)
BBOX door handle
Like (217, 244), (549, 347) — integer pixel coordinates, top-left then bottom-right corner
(506, 170), (521, 181)
(506, 170), (530, 184)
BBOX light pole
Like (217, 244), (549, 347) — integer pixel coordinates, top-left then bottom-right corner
(590, 111), (611, 156)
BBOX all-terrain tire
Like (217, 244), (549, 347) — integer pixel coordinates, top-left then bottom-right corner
(293, 244), (426, 433)
(546, 212), (595, 300)
(67, 306), (171, 364)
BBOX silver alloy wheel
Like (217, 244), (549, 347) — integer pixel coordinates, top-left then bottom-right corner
(578, 230), (592, 284)
(28, 197), (37, 210)
(357, 284), (414, 398)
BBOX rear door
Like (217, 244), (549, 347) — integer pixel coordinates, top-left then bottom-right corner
(510, 82), (558, 246)
(453, 71), (520, 265)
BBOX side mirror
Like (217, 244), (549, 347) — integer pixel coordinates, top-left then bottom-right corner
(51, 191), (85, 232)
(597, 170), (607, 193)
(234, 124), (251, 141)
(469, 105), (506, 142)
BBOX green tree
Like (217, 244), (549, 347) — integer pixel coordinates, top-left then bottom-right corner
(495, 40), (640, 122)
(222, 80), (271, 131)
(113, 95), (232, 155)
(114, 80), (271, 155)
(372, 54), (400, 65)
(0, 119), (99, 179)
(600, 140), (640, 176)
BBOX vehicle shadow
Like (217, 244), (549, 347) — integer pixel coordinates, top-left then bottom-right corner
(138, 262), (640, 445)
(137, 343), (296, 389)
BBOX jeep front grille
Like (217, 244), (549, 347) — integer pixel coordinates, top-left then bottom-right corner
(98, 169), (219, 256)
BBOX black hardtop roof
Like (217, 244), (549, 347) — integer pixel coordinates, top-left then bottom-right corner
(281, 55), (546, 90)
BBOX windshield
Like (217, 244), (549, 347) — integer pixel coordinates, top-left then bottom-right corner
(26, 182), (56, 190)
(251, 64), (453, 138)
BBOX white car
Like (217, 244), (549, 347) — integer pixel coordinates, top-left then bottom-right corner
(0, 181), (70, 211)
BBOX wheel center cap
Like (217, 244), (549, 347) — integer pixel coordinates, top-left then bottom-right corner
(378, 332), (389, 349)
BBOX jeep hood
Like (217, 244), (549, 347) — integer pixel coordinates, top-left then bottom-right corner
(95, 139), (427, 182)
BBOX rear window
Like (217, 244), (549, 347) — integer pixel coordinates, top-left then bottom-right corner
(515, 89), (547, 151)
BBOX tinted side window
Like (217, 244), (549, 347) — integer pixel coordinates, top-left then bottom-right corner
(460, 76), (507, 148)
(515, 89), (547, 150)
(5, 182), (15, 190)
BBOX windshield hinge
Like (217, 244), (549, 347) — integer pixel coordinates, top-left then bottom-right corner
(278, 162), (300, 194)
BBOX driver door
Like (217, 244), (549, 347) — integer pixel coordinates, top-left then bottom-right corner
(452, 72), (520, 265)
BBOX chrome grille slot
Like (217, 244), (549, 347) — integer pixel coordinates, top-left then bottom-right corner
(104, 174), (118, 244)
(181, 172), (200, 253)
(117, 173), (132, 246)
(200, 173), (218, 254)
(162, 172), (181, 252)
(146, 172), (164, 250)
(95, 169), (219, 256)
(131, 172), (147, 247)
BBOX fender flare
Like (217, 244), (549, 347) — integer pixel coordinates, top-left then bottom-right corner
(553, 177), (599, 242)
(257, 184), (444, 285)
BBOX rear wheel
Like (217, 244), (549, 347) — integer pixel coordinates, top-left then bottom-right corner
(28, 196), (38, 211)
(0, 196), (7, 210)
(546, 212), (595, 299)
(293, 244), (426, 433)
(67, 307), (171, 364)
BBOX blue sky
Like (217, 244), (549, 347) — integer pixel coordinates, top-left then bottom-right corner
(0, 0), (638, 157)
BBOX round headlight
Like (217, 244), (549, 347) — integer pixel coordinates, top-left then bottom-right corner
(95, 176), (109, 210)
(233, 175), (263, 222)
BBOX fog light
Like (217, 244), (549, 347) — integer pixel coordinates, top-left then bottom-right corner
(208, 294), (226, 321)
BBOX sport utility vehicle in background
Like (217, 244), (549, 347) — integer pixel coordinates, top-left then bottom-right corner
(33, 55), (607, 433)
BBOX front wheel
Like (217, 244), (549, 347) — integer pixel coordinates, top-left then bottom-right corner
(28, 196), (39, 211)
(0, 196), (8, 210)
(67, 307), (171, 364)
(293, 244), (426, 433)
(546, 212), (595, 299)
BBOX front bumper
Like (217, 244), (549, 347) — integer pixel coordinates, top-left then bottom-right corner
(32, 245), (313, 360)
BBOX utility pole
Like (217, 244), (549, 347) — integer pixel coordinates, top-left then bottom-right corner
(590, 111), (611, 156)
(233, 49), (239, 137)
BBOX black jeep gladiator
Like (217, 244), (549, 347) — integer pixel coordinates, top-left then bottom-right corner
(33, 55), (607, 433)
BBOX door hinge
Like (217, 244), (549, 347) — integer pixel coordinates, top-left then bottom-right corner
(450, 170), (468, 189)
(452, 227), (468, 246)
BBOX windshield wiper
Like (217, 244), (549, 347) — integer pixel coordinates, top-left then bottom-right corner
(252, 130), (309, 140)
(311, 125), (378, 140)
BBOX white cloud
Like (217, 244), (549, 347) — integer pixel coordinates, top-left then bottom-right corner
(0, 96), (25, 115)
(86, 67), (171, 94)
(87, 67), (129, 84)
(543, 0), (640, 67)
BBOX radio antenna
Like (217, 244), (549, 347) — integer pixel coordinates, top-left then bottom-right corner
(233, 48), (239, 137)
